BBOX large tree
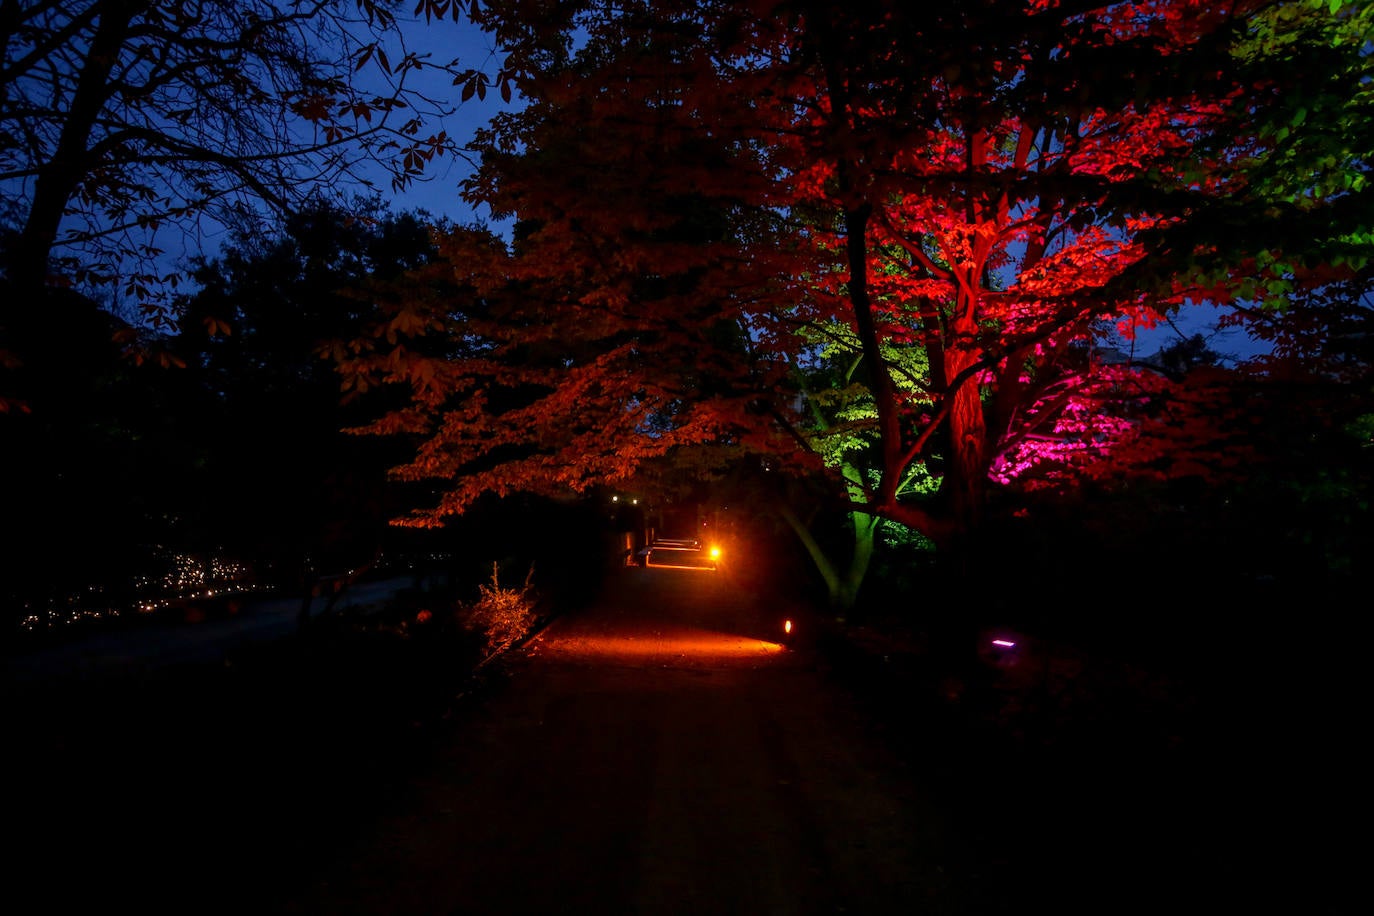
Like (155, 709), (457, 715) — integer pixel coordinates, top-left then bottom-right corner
(169, 198), (448, 590)
(0, 0), (492, 321)
(348, 0), (1373, 605)
(0, 198), (448, 637)
(0, 284), (184, 636)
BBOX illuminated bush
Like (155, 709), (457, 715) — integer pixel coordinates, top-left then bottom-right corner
(464, 562), (537, 657)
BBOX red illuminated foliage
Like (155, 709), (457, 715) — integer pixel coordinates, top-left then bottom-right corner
(349, 0), (1371, 566)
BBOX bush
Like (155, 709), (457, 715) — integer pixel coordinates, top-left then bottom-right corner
(463, 562), (538, 657)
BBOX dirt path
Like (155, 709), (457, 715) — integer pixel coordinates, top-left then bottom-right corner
(16, 563), (1341, 915)
(265, 566), (960, 916)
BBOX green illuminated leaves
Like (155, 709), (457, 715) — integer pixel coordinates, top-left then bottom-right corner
(1220, 0), (1374, 283)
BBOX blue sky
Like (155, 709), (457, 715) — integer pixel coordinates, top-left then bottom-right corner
(374, 13), (520, 231)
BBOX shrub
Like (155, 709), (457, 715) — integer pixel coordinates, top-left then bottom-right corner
(463, 562), (537, 657)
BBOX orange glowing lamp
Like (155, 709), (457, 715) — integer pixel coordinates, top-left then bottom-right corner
(709, 545), (721, 560)
(783, 619), (793, 635)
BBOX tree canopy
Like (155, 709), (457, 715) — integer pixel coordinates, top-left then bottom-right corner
(0, 199), (447, 626)
(346, 0), (1371, 580)
(169, 198), (444, 585)
(0, 0), (491, 322)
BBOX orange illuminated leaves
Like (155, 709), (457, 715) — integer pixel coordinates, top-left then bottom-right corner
(200, 316), (232, 338)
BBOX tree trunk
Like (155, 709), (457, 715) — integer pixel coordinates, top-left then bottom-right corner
(778, 502), (881, 620)
(832, 511), (879, 622)
(943, 335), (989, 534)
(7, 0), (139, 297)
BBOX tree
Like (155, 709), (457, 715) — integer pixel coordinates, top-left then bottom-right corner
(0, 0), (491, 321)
(0, 284), (187, 638)
(350, 0), (1373, 603)
(0, 198), (455, 639)
(170, 198), (446, 593)
(770, 320), (939, 612)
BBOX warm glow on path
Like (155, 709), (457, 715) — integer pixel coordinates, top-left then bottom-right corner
(524, 566), (791, 667)
(537, 626), (784, 661)
(249, 562), (953, 916)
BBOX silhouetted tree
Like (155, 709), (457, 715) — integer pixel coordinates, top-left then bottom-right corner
(0, 287), (188, 637)
(0, 0), (492, 326)
(170, 197), (446, 592)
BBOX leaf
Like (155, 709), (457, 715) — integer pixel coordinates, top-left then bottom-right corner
(201, 315), (233, 337)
